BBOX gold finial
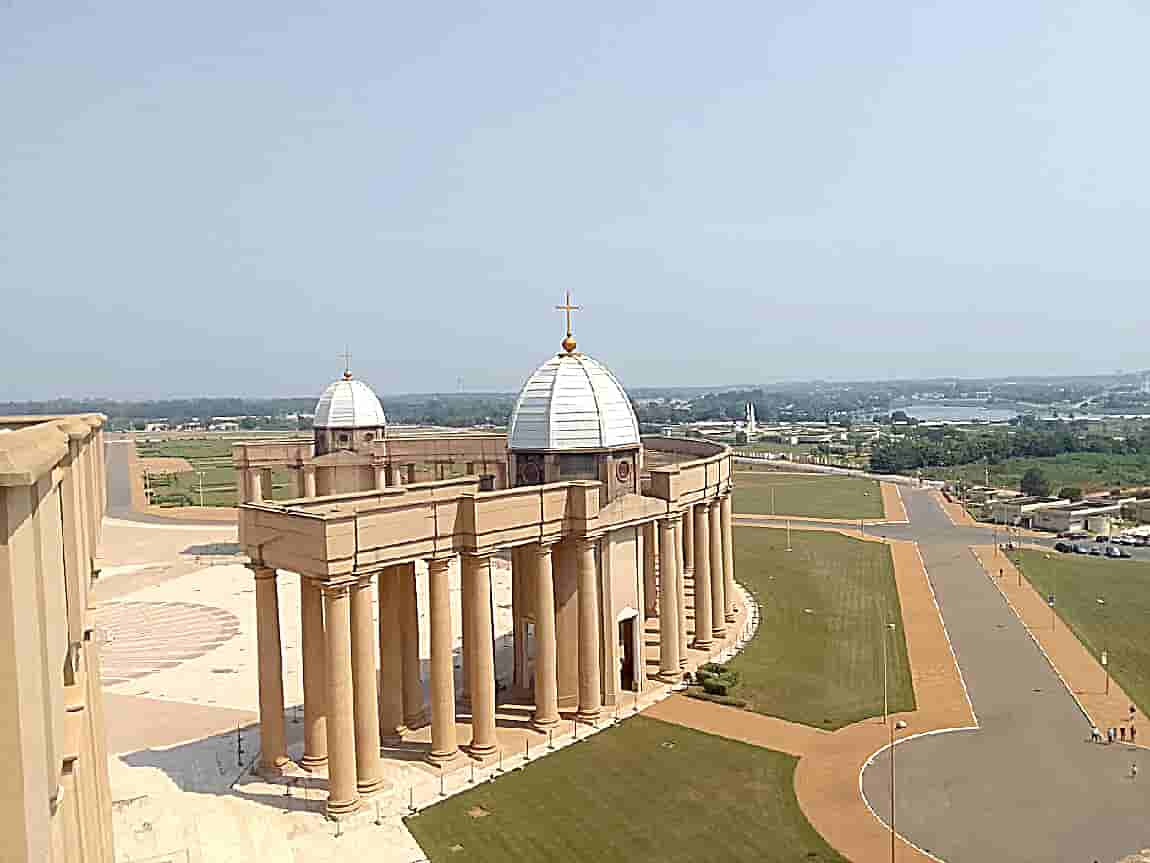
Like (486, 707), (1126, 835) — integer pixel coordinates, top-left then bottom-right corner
(555, 291), (581, 354)
(339, 347), (353, 379)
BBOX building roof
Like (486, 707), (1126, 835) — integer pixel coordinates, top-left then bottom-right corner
(508, 352), (640, 451)
(313, 375), (387, 429)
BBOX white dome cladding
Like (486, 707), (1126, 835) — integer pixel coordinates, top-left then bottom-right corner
(313, 377), (387, 429)
(508, 353), (640, 450)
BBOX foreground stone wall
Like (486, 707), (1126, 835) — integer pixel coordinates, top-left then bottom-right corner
(0, 414), (113, 863)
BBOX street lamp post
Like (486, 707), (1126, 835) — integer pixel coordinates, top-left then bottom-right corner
(890, 718), (908, 862)
(882, 622), (896, 724)
(198, 470), (205, 507)
(1097, 598), (1109, 695)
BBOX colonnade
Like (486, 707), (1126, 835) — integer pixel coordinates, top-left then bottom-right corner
(248, 491), (735, 817)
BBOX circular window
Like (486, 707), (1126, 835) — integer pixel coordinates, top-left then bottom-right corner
(616, 460), (632, 483)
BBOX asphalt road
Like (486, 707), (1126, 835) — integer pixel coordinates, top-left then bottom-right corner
(856, 489), (1150, 863)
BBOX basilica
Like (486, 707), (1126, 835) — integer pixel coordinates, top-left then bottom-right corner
(235, 308), (738, 816)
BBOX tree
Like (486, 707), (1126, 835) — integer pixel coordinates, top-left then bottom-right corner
(1020, 468), (1051, 497)
(1058, 486), (1083, 502)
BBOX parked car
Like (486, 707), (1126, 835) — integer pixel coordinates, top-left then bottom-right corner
(1060, 530), (1090, 540)
(1074, 544), (1089, 554)
(1094, 535), (1110, 543)
(1054, 541), (1072, 553)
(1089, 546), (1104, 556)
(1106, 546), (1132, 559)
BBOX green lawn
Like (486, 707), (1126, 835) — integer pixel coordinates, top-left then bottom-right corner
(137, 437), (295, 506)
(732, 472), (884, 520)
(405, 716), (844, 863)
(923, 452), (1150, 495)
(728, 527), (915, 729)
(1008, 549), (1150, 717)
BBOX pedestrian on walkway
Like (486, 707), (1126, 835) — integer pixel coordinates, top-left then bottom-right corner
(1108, 727), (1116, 744)
(1131, 762), (1138, 780)
(1131, 725), (1137, 746)
(1091, 726), (1101, 743)
(1121, 727), (1127, 743)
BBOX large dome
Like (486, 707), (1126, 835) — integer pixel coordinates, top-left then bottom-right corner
(508, 353), (640, 451)
(313, 376), (387, 429)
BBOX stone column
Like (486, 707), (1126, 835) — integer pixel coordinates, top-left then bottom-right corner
(406, 464), (416, 484)
(721, 493), (737, 622)
(399, 563), (425, 729)
(682, 508), (695, 574)
(387, 465), (403, 487)
(674, 519), (687, 667)
(261, 468), (275, 502)
(708, 500), (726, 639)
(299, 578), (327, 770)
(494, 462), (508, 490)
(426, 557), (458, 765)
(464, 554), (498, 756)
(692, 505), (713, 650)
(642, 522), (658, 619)
(252, 566), (288, 774)
(249, 469), (264, 503)
(350, 577), (384, 794)
(657, 517), (681, 680)
(575, 536), (601, 723)
(302, 465), (317, 497)
(374, 464), (387, 490)
(378, 567), (405, 743)
(532, 542), (560, 729)
(322, 584), (359, 816)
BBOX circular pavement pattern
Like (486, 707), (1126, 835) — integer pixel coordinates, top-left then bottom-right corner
(95, 601), (241, 686)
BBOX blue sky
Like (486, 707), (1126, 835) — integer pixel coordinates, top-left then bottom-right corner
(3, 2), (1149, 399)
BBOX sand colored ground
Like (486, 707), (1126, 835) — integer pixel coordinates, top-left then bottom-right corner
(971, 546), (1140, 737)
(881, 482), (908, 523)
(649, 526), (975, 863)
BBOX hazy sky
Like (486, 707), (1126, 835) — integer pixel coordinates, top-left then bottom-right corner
(4, 2), (1150, 400)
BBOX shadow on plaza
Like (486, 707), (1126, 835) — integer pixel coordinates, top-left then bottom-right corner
(182, 541), (242, 556)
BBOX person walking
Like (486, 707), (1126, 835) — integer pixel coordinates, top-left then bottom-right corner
(1091, 725), (1101, 744)
(1131, 762), (1138, 780)
(1121, 727), (1127, 743)
(1108, 727), (1116, 744)
(1131, 725), (1137, 746)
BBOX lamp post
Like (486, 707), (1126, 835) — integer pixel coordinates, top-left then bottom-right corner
(1097, 598), (1109, 695)
(197, 470), (206, 507)
(890, 718), (908, 862)
(882, 622), (897, 724)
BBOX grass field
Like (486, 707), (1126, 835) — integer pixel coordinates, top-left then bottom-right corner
(728, 527), (915, 729)
(923, 452), (1150, 494)
(137, 437), (292, 506)
(405, 715), (844, 863)
(732, 472), (884, 520)
(1009, 548), (1150, 717)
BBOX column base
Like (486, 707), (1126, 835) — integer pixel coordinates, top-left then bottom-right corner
(325, 796), (361, 818)
(256, 756), (291, 779)
(712, 626), (726, 639)
(678, 656), (688, 669)
(468, 742), (499, 759)
(575, 709), (600, 724)
(532, 715), (560, 732)
(356, 776), (388, 796)
(299, 754), (328, 772)
(656, 669), (680, 684)
(725, 612), (737, 623)
(404, 710), (428, 731)
(693, 638), (713, 651)
(426, 748), (461, 768)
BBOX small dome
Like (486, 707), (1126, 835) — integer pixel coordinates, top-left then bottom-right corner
(314, 376), (386, 429)
(508, 353), (640, 451)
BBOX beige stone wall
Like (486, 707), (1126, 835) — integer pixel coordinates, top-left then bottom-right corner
(0, 414), (112, 863)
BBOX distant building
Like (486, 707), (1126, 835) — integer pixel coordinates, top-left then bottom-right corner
(744, 402), (757, 436)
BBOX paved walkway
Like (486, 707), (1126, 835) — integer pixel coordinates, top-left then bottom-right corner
(972, 546), (1140, 741)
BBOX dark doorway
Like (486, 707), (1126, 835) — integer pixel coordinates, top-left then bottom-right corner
(619, 617), (636, 692)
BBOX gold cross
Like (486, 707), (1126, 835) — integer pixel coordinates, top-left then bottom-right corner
(555, 291), (580, 338)
(339, 347), (353, 379)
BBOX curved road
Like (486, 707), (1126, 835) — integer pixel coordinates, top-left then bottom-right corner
(852, 489), (1150, 863)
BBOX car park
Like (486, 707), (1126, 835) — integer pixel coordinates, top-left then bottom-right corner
(1074, 543), (1089, 554)
(1106, 546), (1132, 559)
(1089, 546), (1104, 556)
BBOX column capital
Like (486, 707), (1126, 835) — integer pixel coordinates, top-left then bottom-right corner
(658, 512), (681, 526)
(531, 538), (561, 554)
(320, 582), (352, 599)
(708, 497), (721, 511)
(349, 574), (375, 591)
(461, 549), (495, 562)
(573, 532), (603, 550)
(250, 564), (277, 580)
